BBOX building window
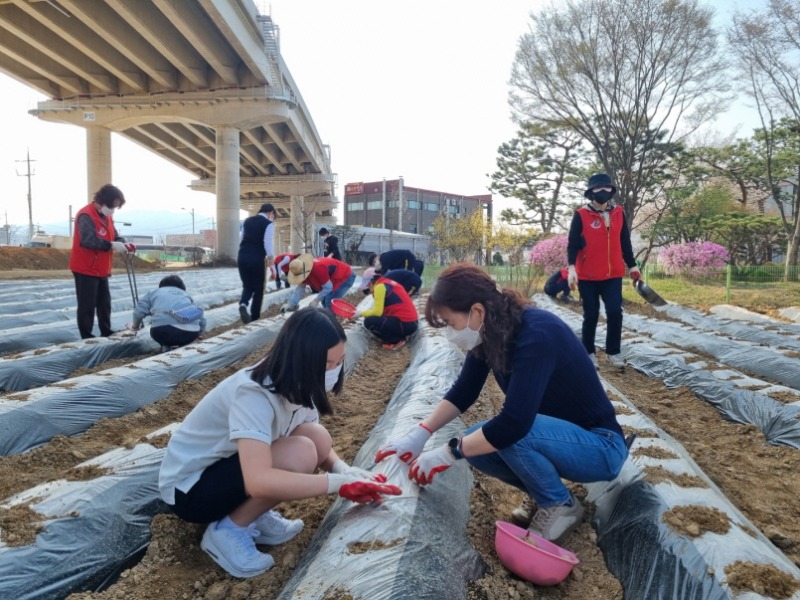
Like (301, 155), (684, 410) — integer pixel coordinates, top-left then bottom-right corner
(388, 200), (398, 208)
(366, 201), (382, 210)
(425, 203), (438, 211)
(407, 200), (421, 209)
(447, 206), (458, 215)
(347, 202), (364, 211)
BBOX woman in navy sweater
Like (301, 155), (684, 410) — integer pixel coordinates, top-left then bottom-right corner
(375, 263), (628, 543)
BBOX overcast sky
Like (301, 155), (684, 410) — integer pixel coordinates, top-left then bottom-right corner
(0, 0), (766, 242)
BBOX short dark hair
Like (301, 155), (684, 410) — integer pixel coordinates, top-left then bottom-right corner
(259, 203), (276, 214)
(93, 184), (126, 208)
(159, 275), (185, 290)
(319, 228), (329, 236)
(368, 253), (378, 267)
(248, 307), (346, 414)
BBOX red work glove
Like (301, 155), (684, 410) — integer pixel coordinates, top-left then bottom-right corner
(629, 267), (641, 282)
(339, 475), (402, 504)
(408, 445), (457, 486)
(124, 243), (136, 253)
(374, 423), (432, 464)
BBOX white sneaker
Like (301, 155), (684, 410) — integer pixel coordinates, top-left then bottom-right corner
(605, 353), (625, 368)
(253, 510), (304, 545)
(201, 521), (274, 578)
(528, 494), (585, 542)
(589, 353), (598, 369)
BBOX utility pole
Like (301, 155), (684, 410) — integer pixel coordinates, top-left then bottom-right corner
(182, 207), (196, 265)
(15, 149), (36, 241)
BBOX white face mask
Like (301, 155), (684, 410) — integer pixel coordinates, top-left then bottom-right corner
(324, 363), (342, 391)
(444, 310), (483, 350)
(100, 206), (115, 216)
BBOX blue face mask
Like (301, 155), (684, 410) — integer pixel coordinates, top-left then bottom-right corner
(325, 363), (342, 391)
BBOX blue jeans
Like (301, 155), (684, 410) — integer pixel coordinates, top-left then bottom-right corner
(578, 277), (623, 355)
(321, 272), (356, 309)
(464, 415), (628, 506)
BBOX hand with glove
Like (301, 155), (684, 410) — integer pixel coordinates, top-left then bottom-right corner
(111, 241), (128, 253)
(327, 471), (401, 504)
(374, 423), (432, 464)
(339, 474), (402, 504)
(280, 303), (297, 314)
(330, 458), (375, 481)
(408, 444), (458, 486)
(350, 310), (362, 321)
(567, 265), (578, 290)
(628, 266), (641, 282)
(124, 243), (136, 253)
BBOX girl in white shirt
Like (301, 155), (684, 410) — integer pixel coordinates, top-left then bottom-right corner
(159, 307), (398, 578)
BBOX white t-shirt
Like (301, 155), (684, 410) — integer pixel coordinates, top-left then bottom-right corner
(158, 367), (319, 505)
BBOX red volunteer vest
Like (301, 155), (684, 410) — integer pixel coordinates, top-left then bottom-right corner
(575, 205), (626, 280)
(275, 253), (299, 274)
(305, 257), (352, 292)
(377, 277), (418, 323)
(69, 204), (116, 277)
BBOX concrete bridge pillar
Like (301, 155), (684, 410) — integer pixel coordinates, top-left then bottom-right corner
(216, 126), (241, 260)
(86, 127), (112, 202)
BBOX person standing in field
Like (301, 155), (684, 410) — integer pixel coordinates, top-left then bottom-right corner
(69, 183), (134, 339)
(567, 173), (640, 369)
(237, 203), (276, 324)
(319, 227), (342, 261)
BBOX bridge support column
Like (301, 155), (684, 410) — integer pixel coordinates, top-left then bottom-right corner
(216, 126), (241, 261)
(86, 127), (112, 202)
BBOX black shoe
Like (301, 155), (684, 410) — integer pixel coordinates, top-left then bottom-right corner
(239, 304), (251, 324)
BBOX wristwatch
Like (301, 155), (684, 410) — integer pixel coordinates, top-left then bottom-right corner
(448, 437), (464, 460)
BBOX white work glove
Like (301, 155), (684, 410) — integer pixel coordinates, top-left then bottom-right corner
(374, 423), (432, 464)
(281, 302), (297, 314)
(567, 265), (578, 290)
(408, 445), (458, 486)
(629, 266), (641, 282)
(111, 241), (127, 253)
(351, 310), (362, 320)
(330, 459), (375, 481)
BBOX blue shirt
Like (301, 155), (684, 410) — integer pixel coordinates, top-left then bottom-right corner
(132, 286), (207, 333)
(444, 307), (622, 449)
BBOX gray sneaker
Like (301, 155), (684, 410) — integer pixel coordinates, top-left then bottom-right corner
(605, 353), (625, 368)
(253, 509), (304, 545)
(510, 496), (538, 528)
(527, 494), (585, 542)
(201, 522), (274, 578)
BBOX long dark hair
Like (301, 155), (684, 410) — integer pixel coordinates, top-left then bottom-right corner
(425, 263), (529, 374)
(248, 308), (346, 415)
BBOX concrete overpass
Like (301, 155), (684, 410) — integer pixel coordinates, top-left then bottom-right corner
(0, 0), (336, 258)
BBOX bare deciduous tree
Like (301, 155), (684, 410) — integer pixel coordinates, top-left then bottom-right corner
(509, 0), (729, 225)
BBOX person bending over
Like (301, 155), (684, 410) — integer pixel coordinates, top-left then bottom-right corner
(375, 263), (628, 544)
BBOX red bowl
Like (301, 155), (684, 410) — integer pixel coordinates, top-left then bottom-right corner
(331, 299), (357, 318)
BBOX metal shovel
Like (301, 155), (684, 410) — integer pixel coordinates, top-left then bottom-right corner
(634, 279), (667, 307)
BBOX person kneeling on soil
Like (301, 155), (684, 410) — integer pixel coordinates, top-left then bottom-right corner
(353, 272), (419, 350)
(543, 268), (573, 303)
(374, 263), (628, 544)
(128, 275), (206, 352)
(158, 308), (401, 578)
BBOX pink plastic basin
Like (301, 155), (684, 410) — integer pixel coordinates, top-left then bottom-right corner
(494, 520), (580, 586)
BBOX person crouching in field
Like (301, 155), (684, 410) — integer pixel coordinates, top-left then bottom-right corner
(158, 308), (400, 578)
(352, 271), (419, 350)
(127, 275), (206, 352)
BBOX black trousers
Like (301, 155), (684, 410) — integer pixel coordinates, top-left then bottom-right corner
(238, 253), (267, 321)
(150, 325), (201, 348)
(73, 272), (113, 339)
(364, 316), (418, 344)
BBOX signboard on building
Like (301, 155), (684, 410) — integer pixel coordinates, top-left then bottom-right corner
(345, 182), (364, 196)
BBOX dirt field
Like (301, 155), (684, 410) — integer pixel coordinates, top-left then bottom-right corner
(1, 254), (799, 599)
